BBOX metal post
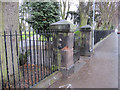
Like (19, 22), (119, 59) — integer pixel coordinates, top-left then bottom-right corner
(92, 0), (95, 51)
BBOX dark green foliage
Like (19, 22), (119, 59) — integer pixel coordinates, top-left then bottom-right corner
(20, 2), (60, 33)
(19, 49), (30, 66)
(110, 25), (114, 30)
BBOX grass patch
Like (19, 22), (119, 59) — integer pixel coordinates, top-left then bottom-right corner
(51, 65), (58, 72)
(38, 35), (53, 41)
(22, 31), (53, 41)
(22, 31), (35, 40)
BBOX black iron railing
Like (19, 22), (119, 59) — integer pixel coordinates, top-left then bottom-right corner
(0, 30), (59, 89)
(73, 34), (80, 63)
(94, 30), (114, 44)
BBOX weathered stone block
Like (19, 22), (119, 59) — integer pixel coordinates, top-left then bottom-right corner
(50, 24), (70, 32)
(0, 2), (19, 80)
(60, 64), (74, 77)
(61, 48), (73, 68)
(66, 33), (74, 49)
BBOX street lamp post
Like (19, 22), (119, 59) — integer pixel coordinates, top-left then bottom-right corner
(92, 0), (95, 52)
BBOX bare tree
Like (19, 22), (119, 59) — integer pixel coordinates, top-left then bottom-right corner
(78, 1), (92, 27)
(60, 0), (71, 19)
(67, 1), (92, 26)
(96, 2), (118, 30)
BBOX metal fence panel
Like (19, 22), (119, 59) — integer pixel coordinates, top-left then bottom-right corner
(0, 30), (59, 89)
(94, 30), (114, 45)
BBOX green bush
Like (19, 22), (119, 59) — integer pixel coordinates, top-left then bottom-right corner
(19, 49), (30, 66)
(21, 2), (60, 34)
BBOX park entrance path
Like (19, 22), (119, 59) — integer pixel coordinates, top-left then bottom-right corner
(49, 32), (118, 88)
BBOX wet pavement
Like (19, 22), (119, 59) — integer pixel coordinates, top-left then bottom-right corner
(49, 33), (118, 88)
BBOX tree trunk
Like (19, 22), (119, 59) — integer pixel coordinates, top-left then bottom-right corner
(80, 13), (88, 27)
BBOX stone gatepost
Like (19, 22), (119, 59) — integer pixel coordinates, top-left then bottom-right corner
(80, 25), (92, 56)
(0, 1), (19, 84)
(50, 19), (76, 77)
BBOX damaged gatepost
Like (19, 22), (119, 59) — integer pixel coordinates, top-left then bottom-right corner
(50, 19), (76, 77)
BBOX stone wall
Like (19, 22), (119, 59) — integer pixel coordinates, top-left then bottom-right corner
(0, 2), (19, 83)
